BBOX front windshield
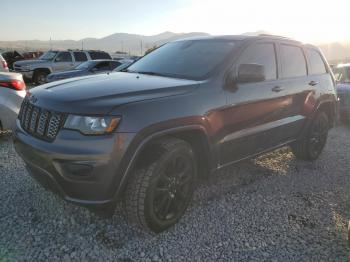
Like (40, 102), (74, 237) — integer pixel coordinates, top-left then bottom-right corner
(333, 67), (350, 83)
(75, 61), (94, 70)
(114, 62), (132, 72)
(39, 51), (58, 61)
(127, 40), (238, 80)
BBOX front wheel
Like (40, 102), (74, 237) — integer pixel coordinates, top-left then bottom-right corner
(34, 71), (49, 85)
(291, 111), (329, 161)
(124, 138), (196, 233)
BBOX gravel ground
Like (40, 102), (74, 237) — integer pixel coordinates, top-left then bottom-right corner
(1, 126), (350, 261)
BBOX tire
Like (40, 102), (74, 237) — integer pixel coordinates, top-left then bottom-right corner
(291, 111), (329, 161)
(124, 138), (197, 233)
(34, 70), (49, 85)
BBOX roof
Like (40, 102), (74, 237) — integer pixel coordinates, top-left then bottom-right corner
(173, 34), (303, 45)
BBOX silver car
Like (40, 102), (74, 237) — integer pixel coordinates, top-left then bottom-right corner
(0, 54), (9, 72)
(0, 72), (26, 130)
(13, 50), (111, 85)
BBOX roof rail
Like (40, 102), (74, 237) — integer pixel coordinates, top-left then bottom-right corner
(258, 34), (294, 40)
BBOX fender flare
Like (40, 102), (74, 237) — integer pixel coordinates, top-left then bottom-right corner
(33, 67), (52, 74)
(113, 124), (211, 200)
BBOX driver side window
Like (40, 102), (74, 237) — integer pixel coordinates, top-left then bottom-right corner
(239, 43), (277, 80)
(55, 52), (72, 62)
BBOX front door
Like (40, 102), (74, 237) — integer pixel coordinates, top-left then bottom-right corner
(220, 41), (292, 165)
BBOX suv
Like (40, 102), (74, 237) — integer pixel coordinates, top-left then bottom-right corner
(14, 35), (337, 232)
(13, 50), (111, 85)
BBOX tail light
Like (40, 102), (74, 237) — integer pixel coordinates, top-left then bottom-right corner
(2, 60), (8, 70)
(0, 80), (26, 91)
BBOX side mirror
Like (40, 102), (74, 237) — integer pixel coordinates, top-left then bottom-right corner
(237, 63), (266, 83)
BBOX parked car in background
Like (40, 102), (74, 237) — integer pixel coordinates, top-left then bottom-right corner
(47, 60), (122, 83)
(0, 55), (9, 72)
(13, 50), (111, 85)
(113, 60), (134, 72)
(333, 64), (350, 121)
(14, 35), (337, 233)
(0, 72), (26, 130)
(2, 51), (43, 70)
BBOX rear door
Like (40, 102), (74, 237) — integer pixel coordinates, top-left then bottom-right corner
(221, 41), (291, 164)
(271, 42), (311, 142)
(73, 51), (88, 67)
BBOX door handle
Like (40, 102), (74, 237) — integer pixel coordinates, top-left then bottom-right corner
(309, 81), (319, 86)
(271, 86), (284, 92)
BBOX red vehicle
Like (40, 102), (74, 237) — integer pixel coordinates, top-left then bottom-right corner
(1, 51), (43, 70)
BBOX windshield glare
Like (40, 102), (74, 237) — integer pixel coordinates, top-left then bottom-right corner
(39, 51), (58, 61)
(334, 67), (350, 83)
(127, 40), (238, 80)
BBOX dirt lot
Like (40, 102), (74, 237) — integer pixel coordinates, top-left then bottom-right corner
(1, 126), (350, 261)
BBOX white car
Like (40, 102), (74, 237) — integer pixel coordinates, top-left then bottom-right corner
(0, 72), (26, 130)
(0, 54), (9, 72)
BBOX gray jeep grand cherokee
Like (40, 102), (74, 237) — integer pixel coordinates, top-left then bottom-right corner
(13, 50), (111, 85)
(14, 35), (337, 232)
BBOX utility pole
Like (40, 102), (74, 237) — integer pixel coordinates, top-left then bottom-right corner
(140, 39), (143, 56)
(50, 37), (52, 50)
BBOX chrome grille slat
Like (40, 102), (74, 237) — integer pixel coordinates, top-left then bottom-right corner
(18, 97), (64, 142)
(29, 107), (39, 132)
(37, 110), (49, 136)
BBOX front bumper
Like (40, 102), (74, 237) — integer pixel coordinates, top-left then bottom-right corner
(14, 70), (34, 82)
(0, 90), (25, 130)
(14, 121), (136, 207)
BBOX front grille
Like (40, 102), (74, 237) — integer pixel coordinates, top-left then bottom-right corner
(18, 98), (65, 142)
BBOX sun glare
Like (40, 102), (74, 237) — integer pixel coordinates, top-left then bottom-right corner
(166, 0), (350, 44)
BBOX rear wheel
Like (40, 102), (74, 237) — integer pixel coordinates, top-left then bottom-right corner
(34, 70), (49, 85)
(124, 138), (196, 233)
(291, 111), (329, 161)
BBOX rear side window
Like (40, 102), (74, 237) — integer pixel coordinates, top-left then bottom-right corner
(55, 52), (72, 62)
(239, 43), (277, 80)
(307, 49), (327, 75)
(280, 45), (307, 78)
(94, 61), (110, 71)
(73, 52), (88, 62)
(88, 51), (111, 60)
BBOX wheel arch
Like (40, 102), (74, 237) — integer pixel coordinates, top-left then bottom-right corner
(116, 125), (213, 198)
(33, 67), (52, 75)
(315, 100), (337, 128)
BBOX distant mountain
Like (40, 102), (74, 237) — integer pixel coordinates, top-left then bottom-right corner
(1, 31), (350, 62)
(318, 41), (350, 63)
(0, 31), (209, 55)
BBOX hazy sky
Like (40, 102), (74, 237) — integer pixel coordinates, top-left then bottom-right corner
(1, 0), (350, 43)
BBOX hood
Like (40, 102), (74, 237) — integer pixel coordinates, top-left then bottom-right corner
(14, 59), (47, 66)
(336, 83), (350, 93)
(29, 72), (200, 115)
(47, 69), (85, 81)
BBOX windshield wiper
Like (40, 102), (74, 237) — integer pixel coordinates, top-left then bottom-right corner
(125, 69), (187, 79)
(134, 71), (168, 77)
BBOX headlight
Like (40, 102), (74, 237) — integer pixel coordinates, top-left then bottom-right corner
(64, 115), (121, 135)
